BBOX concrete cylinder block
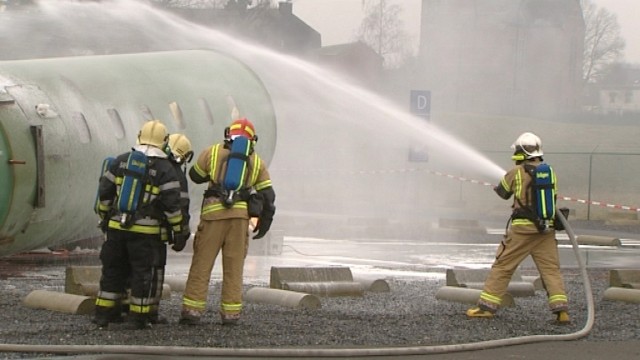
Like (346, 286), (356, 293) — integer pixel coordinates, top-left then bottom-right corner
(282, 281), (364, 297)
(603, 287), (640, 304)
(244, 287), (321, 309)
(23, 290), (95, 315)
(522, 275), (543, 291)
(353, 276), (390, 293)
(435, 286), (515, 307)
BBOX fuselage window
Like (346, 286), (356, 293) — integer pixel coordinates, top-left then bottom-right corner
(107, 108), (126, 139)
(141, 105), (154, 121)
(71, 112), (91, 144)
(227, 95), (240, 119)
(199, 98), (215, 125)
(169, 101), (186, 130)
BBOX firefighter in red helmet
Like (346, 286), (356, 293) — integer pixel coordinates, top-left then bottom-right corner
(180, 118), (275, 325)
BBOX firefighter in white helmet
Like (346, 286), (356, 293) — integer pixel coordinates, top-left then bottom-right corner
(466, 132), (570, 324)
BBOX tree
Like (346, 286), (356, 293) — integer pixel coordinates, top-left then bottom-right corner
(356, 0), (414, 69)
(581, 0), (625, 84)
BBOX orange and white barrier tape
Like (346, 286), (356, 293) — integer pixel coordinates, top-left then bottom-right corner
(281, 167), (640, 213)
(425, 169), (640, 213)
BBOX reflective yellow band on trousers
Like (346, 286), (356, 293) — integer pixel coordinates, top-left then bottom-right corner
(548, 294), (568, 304)
(129, 304), (151, 314)
(479, 291), (502, 305)
(221, 302), (242, 313)
(183, 296), (206, 311)
(95, 298), (116, 308)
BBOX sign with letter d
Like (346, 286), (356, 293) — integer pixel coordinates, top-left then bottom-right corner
(410, 90), (431, 121)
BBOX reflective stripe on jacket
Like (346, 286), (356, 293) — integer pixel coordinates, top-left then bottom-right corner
(496, 159), (557, 231)
(190, 142), (272, 221)
(98, 146), (183, 236)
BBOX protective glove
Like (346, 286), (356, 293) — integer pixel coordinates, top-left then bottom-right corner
(252, 217), (272, 240)
(171, 230), (190, 252)
(97, 210), (110, 233)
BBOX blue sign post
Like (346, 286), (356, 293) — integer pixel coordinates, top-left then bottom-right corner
(410, 90), (431, 121)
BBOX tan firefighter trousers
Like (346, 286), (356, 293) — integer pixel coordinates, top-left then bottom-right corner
(182, 217), (250, 315)
(481, 228), (568, 312)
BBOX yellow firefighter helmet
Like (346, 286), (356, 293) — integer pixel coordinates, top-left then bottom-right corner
(168, 133), (193, 164)
(138, 120), (168, 148)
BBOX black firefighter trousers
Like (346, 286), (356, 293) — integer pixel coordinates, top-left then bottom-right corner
(96, 229), (167, 323)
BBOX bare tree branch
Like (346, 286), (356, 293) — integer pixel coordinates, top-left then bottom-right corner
(581, 0), (625, 84)
(356, 0), (414, 69)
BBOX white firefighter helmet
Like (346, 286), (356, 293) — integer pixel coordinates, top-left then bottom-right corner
(168, 133), (193, 163)
(138, 120), (168, 148)
(511, 132), (543, 159)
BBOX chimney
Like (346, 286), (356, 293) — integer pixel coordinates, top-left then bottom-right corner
(279, 1), (292, 16)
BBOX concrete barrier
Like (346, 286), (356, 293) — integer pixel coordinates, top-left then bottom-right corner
(609, 269), (640, 289)
(603, 287), (640, 304)
(164, 276), (187, 293)
(576, 235), (621, 247)
(248, 229), (284, 256)
(438, 218), (485, 233)
(65, 265), (102, 296)
(66, 265), (170, 299)
(445, 268), (536, 297)
(270, 266), (354, 288)
(245, 287), (321, 309)
(23, 290), (95, 315)
(522, 275), (543, 291)
(269, 266), (374, 297)
(435, 286), (515, 307)
(605, 211), (639, 226)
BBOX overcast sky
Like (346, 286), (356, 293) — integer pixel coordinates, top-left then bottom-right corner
(293, 0), (640, 64)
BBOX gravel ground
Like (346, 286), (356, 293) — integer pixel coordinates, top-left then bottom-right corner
(0, 260), (638, 359)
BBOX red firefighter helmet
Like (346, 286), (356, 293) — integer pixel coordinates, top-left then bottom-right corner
(227, 118), (257, 141)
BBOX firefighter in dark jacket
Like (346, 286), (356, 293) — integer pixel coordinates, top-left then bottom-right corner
(466, 132), (569, 324)
(179, 118), (275, 325)
(94, 120), (186, 329)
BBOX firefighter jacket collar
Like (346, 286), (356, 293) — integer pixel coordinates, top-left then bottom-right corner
(133, 144), (168, 158)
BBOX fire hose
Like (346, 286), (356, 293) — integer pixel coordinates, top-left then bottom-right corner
(0, 212), (595, 357)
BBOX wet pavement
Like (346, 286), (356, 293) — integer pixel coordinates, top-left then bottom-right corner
(1, 226), (639, 360)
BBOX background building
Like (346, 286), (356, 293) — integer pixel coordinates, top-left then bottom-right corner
(416, 0), (584, 119)
(168, 1), (321, 57)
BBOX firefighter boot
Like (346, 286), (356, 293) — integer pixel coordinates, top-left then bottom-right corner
(220, 311), (241, 325)
(179, 308), (202, 326)
(149, 312), (168, 325)
(92, 304), (124, 329)
(124, 312), (152, 330)
(466, 306), (495, 318)
(555, 310), (571, 325)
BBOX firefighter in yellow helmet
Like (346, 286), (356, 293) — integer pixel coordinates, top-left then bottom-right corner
(94, 120), (186, 329)
(466, 132), (570, 324)
(166, 133), (194, 252)
(180, 118), (275, 325)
